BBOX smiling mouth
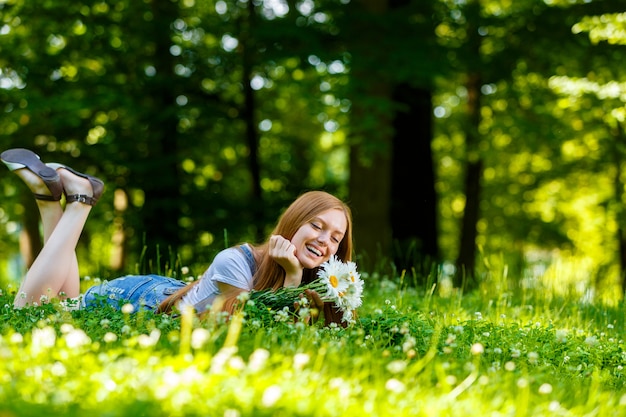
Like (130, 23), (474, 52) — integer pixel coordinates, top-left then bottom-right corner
(306, 245), (322, 257)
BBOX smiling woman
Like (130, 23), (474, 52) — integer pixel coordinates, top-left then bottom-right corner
(2, 148), (355, 326)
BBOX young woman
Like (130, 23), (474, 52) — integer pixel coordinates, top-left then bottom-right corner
(1, 148), (353, 325)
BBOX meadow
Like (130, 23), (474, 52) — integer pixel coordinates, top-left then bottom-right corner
(1, 267), (626, 417)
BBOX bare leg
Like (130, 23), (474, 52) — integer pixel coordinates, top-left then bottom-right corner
(13, 168), (94, 308)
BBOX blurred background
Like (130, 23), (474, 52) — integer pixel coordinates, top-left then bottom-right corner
(1, 0), (625, 301)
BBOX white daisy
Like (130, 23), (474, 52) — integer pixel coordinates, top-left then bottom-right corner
(317, 255), (350, 300)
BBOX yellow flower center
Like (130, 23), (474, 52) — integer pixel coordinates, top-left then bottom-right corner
(330, 275), (338, 288)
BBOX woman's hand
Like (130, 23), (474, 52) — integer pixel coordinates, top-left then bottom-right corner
(294, 289), (324, 324)
(269, 234), (303, 287)
(293, 291), (348, 327)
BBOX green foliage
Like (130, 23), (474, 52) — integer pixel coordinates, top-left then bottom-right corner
(2, 0), (626, 310)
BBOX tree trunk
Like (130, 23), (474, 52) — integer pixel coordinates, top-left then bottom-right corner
(138, 0), (183, 272)
(390, 84), (440, 282)
(347, 0), (393, 271)
(454, 72), (482, 290)
(454, 0), (483, 290)
(241, 0), (264, 243)
(349, 142), (393, 270)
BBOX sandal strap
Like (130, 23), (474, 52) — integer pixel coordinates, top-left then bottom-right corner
(33, 192), (61, 202)
(66, 194), (97, 206)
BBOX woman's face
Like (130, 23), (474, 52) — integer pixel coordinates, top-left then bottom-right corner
(290, 208), (347, 269)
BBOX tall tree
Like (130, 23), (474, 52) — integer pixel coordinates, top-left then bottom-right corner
(135, 0), (184, 268)
(343, 0), (393, 271)
(388, 0), (442, 281)
(343, 0), (443, 273)
(454, 0), (483, 290)
(391, 85), (440, 280)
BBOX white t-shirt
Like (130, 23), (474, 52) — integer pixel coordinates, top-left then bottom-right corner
(178, 245), (255, 313)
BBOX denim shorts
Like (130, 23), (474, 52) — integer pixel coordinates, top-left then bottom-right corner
(82, 274), (187, 312)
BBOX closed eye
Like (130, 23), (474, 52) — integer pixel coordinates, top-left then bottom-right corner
(311, 221), (343, 243)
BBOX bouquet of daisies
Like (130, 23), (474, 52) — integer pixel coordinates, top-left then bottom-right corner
(248, 255), (364, 323)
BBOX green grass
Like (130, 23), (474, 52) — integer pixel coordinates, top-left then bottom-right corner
(1, 269), (626, 416)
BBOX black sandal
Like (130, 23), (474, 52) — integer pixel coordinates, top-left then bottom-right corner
(0, 148), (63, 201)
(47, 163), (105, 206)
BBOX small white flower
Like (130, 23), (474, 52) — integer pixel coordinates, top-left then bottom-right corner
(293, 353), (310, 370)
(228, 356), (246, 371)
(297, 307), (311, 321)
(471, 343), (484, 355)
(386, 360), (407, 374)
(237, 292), (250, 302)
(103, 332), (118, 343)
(273, 307), (291, 323)
(262, 385), (282, 407)
(555, 329), (568, 343)
(517, 378), (529, 388)
(50, 362), (67, 377)
(191, 328), (211, 349)
(64, 329), (92, 349)
(538, 383), (553, 394)
(385, 378), (405, 393)
(60, 324), (74, 334)
(32, 327), (57, 351)
(248, 349), (270, 372)
(10, 333), (23, 344)
(402, 337), (416, 352)
(121, 303), (134, 314)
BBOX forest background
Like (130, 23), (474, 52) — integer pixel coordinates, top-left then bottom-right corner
(1, 0), (625, 302)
